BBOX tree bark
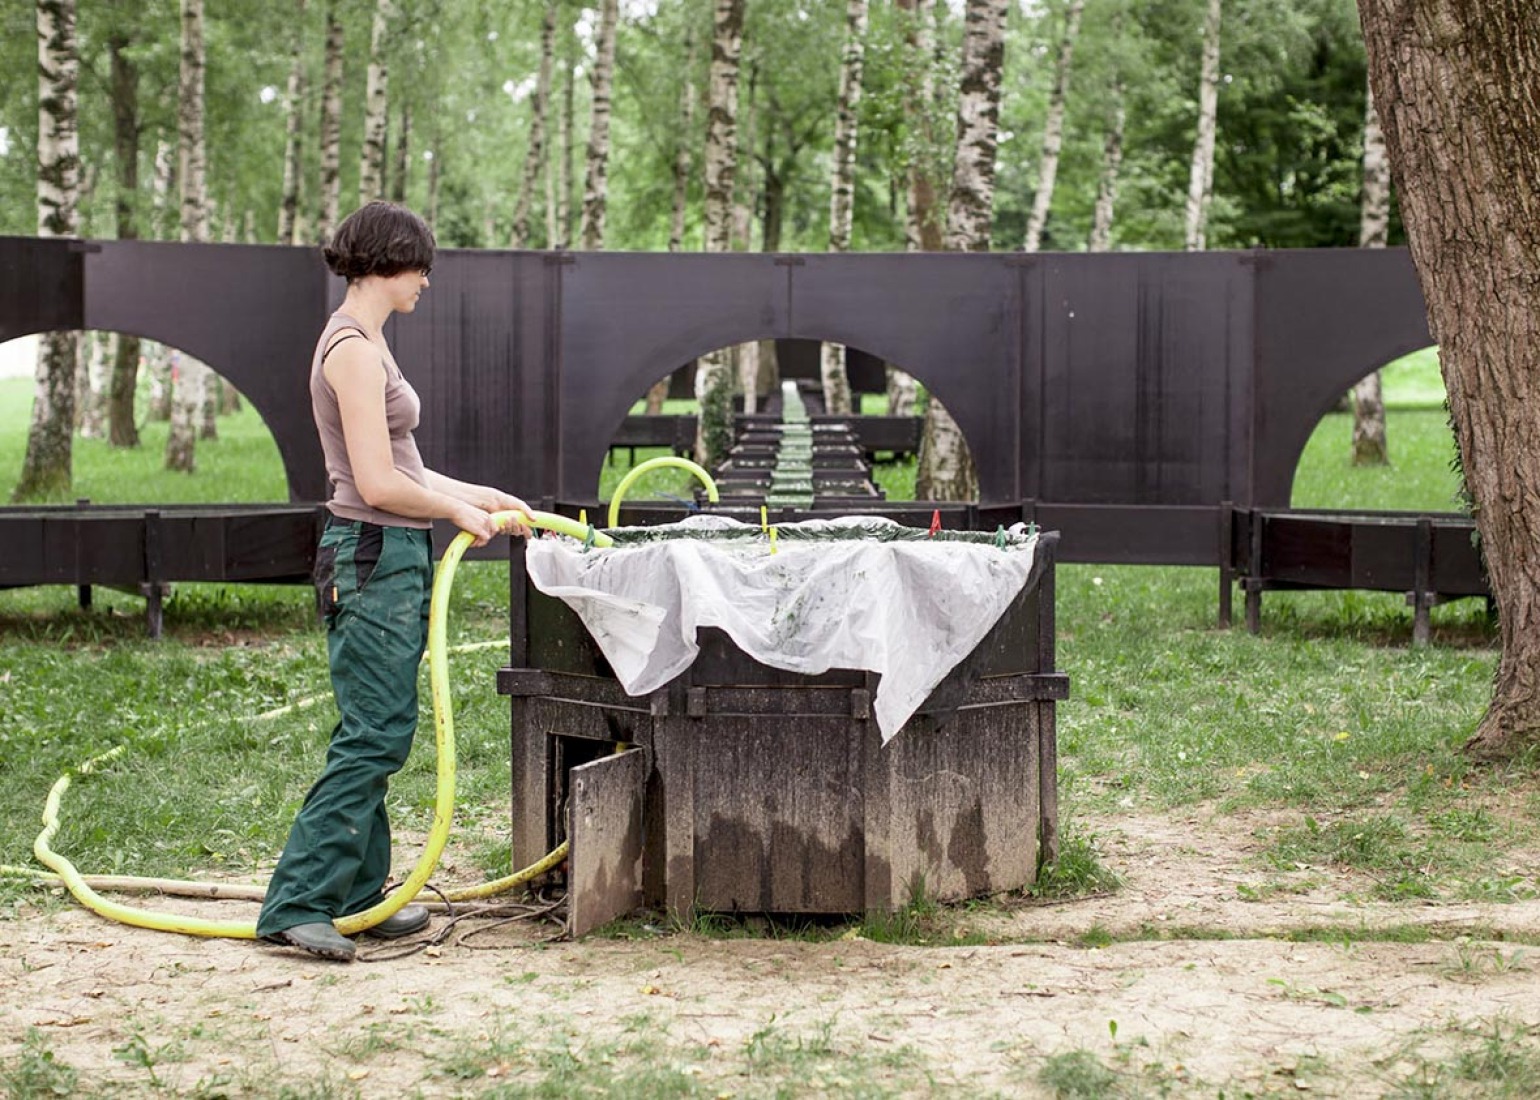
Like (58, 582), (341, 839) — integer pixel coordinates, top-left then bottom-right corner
(167, 0), (210, 473)
(554, 23), (576, 249)
(694, 0), (745, 469)
(317, 0), (344, 239)
(1023, 0), (1084, 253)
(897, 0), (943, 253)
(358, 0), (393, 206)
(668, 25), (697, 253)
(918, 0), (1006, 501)
(820, 0), (869, 417)
(579, 0), (620, 251)
(1183, 0), (1222, 251)
(277, 0), (307, 244)
(1088, 76), (1125, 252)
(390, 100), (410, 204)
(941, 0), (1008, 253)
(511, 0), (556, 249)
(1351, 79), (1391, 466)
(107, 26), (141, 447)
(78, 332), (109, 439)
(1357, 0), (1540, 758)
(15, 0), (81, 502)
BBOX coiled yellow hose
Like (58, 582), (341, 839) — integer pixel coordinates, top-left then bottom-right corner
(27, 508), (614, 939)
(607, 456), (718, 528)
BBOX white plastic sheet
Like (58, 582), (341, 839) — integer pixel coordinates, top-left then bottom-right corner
(523, 516), (1038, 741)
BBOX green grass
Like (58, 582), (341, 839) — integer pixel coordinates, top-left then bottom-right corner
(0, 376), (289, 504)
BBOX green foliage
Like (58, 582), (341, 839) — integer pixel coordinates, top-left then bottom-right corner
(1038, 1048), (1120, 1099)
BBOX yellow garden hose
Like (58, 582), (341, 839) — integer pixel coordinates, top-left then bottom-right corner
(607, 456), (719, 528)
(27, 508), (615, 940)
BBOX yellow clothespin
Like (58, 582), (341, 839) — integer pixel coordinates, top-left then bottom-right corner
(760, 505), (768, 534)
(769, 527), (778, 555)
(578, 508), (588, 527)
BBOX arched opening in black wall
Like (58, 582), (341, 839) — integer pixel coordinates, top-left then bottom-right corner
(1287, 345), (1462, 513)
(598, 338), (975, 508)
(0, 331), (289, 504)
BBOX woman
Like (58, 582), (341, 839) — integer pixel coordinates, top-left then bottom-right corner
(258, 201), (530, 961)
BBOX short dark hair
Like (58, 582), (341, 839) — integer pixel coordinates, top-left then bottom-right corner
(322, 201), (435, 282)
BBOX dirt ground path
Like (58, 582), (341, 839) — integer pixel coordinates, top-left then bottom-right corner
(6, 808), (1540, 1097)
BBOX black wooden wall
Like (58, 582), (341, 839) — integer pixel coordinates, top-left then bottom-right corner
(0, 238), (1432, 564)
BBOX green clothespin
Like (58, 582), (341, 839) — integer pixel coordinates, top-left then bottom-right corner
(993, 524), (1007, 549)
(582, 524), (598, 552)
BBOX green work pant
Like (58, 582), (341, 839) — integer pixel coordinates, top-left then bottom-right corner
(257, 519), (433, 938)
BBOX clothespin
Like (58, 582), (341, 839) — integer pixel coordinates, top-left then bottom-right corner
(993, 524), (1007, 549)
(581, 524), (597, 552)
(769, 527), (779, 555)
(578, 508), (588, 527)
(928, 509), (942, 538)
(760, 504), (769, 534)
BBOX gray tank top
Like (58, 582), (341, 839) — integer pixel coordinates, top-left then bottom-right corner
(310, 311), (432, 528)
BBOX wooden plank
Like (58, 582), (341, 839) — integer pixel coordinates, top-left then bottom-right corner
(567, 748), (647, 938)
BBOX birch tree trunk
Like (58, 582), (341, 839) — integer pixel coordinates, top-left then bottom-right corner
(358, 0), (393, 206)
(1357, 0), (1540, 757)
(107, 26), (141, 447)
(511, 0), (556, 249)
(317, 0), (344, 239)
(1183, 0), (1222, 251)
(917, 0), (1006, 501)
(78, 333), (110, 439)
(579, 0), (619, 251)
(941, 0), (1007, 253)
(167, 0), (210, 473)
(694, 0), (745, 469)
(554, 26), (576, 249)
(14, 0), (80, 501)
(277, 0), (307, 244)
(1023, 0), (1083, 252)
(146, 141), (174, 422)
(667, 25), (697, 253)
(1351, 80), (1391, 466)
(426, 144), (440, 230)
(391, 101), (410, 203)
(819, 0), (869, 418)
(898, 0), (942, 253)
(1088, 77), (1125, 252)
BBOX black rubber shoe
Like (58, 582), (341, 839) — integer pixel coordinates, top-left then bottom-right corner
(272, 922), (356, 961)
(363, 904), (431, 940)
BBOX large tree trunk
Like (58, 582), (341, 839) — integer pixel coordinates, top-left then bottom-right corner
(107, 26), (141, 448)
(1357, 0), (1540, 758)
(77, 332), (109, 439)
(1351, 79), (1391, 466)
(897, 0), (943, 253)
(579, 0), (620, 251)
(694, 0), (745, 469)
(358, 0), (393, 206)
(167, 0), (210, 474)
(317, 0), (344, 239)
(15, 0), (81, 502)
(819, 0), (869, 418)
(918, 0), (1006, 501)
(511, 0), (556, 249)
(277, 0), (307, 244)
(1183, 0), (1222, 251)
(145, 141), (175, 423)
(1022, 0), (1084, 253)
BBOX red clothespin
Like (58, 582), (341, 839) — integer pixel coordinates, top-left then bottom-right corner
(928, 509), (942, 538)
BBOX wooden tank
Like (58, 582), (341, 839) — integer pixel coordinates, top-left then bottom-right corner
(497, 533), (1066, 934)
